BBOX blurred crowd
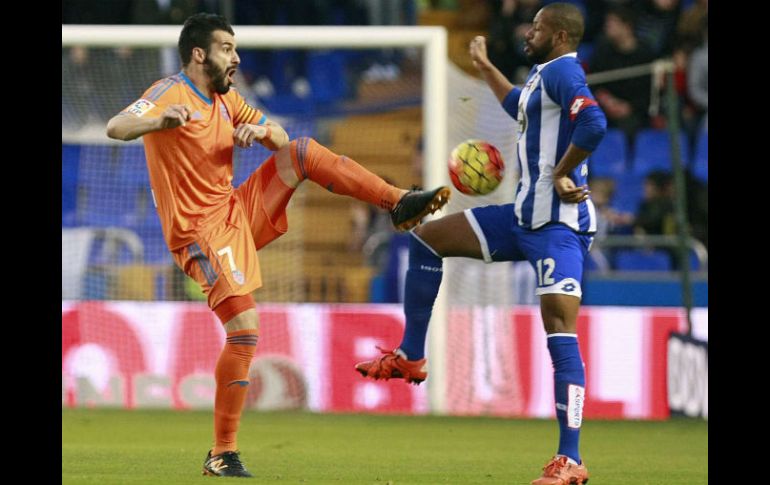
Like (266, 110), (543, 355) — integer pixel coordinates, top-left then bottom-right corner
(63, 0), (707, 143)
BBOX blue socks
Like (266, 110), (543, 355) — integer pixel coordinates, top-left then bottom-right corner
(399, 232), (443, 360)
(547, 334), (586, 464)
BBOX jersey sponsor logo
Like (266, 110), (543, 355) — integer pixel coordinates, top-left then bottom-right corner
(569, 96), (598, 121)
(126, 98), (156, 117)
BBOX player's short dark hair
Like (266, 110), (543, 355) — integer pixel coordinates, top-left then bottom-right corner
(178, 13), (234, 66)
(542, 2), (585, 49)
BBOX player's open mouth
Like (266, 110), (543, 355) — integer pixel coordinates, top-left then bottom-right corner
(227, 68), (236, 82)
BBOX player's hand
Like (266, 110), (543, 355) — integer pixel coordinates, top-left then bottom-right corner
(233, 124), (270, 148)
(554, 176), (590, 203)
(469, 36), (492, 72)
(158, 104), (192, 130)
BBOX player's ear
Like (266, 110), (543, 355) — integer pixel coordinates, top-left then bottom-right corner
(192, 46), (207, 64)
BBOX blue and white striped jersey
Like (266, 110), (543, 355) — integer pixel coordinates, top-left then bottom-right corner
(501, 53), (606, 233)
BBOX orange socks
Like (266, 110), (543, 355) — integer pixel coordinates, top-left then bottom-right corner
(212, 329), (259, 455)
(290, 137), (404, 210)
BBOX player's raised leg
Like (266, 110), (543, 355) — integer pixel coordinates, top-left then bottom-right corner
(273, 137), (450, 231)
(355, 211), (484, 384)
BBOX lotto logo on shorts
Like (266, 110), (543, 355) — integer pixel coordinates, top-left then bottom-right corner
(127, 99), (155, 117)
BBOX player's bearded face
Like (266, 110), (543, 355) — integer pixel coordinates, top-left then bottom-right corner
(524, 11), (556, 64)
(525, 36), (553, 64)
(204, 55), (233, 95)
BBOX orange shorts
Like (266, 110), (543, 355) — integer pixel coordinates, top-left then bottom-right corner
(171, 156), (292, 309)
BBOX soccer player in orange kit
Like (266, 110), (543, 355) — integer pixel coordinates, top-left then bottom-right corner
(106, 12), (450, 477)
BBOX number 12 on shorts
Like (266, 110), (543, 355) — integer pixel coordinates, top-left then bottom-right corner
(536, 258), (555, 286)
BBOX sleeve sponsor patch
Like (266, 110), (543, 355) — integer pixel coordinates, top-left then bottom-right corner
(568, 96), (598, 121)
(125, 99), (156, 117)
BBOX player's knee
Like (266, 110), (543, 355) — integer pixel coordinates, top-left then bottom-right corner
(223, 312), (259, 334)
(412, 223), (442, 254)
(284, 137), (318, 182)
(215, 295), (258, 329)
(289, 137), (316, 162)
(540, 294), (579, 334)
(543, 316), (572, 334)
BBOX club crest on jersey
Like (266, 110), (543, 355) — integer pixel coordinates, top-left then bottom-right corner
(127, 99), (155, 117)
(569, 96), (598, 121)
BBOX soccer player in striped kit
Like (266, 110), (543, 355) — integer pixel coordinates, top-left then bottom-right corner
(356, 4), (605, 484)
(107, 13), (449, 477)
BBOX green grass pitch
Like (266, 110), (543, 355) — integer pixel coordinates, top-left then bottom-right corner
(62, 408), (707, 484)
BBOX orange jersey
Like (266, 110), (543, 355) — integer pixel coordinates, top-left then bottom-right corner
(121, 72), (265, 250)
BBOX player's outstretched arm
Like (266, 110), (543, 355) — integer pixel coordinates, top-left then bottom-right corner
(469, 36), (515, 103)
(106, 104), (192, 141)
(232, 119), (289, 151)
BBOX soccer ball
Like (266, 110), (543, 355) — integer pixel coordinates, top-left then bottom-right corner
(448, 139), (505, 195)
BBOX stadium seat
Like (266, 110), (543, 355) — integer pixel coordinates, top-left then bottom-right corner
(307, 51), (348, 103)
(614, 249), (672, 271)
(608, 172), (644, 215)
(669, 250), (706, 271)
(691, 130), (708, 183)
(589, 128), (627, 178)
(584, 249), (610, 272)
(631, 129), (691, 176)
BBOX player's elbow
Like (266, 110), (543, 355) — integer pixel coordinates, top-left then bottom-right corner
(106, 117), (125, 140)
(275, 133), (290, 150)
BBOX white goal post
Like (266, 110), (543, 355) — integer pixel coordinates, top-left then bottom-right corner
(62, 24), (452, 413)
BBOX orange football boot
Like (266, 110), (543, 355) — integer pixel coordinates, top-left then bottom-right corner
(355, 347), (427, 385)
(531, 455), (589, 485)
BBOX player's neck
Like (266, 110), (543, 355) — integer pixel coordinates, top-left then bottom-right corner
(182, 67), (215, 98)
(544, 46), (575, 63)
